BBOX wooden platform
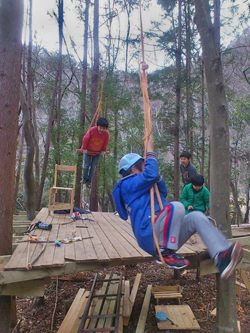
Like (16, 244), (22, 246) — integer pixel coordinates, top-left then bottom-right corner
(155, 305), (200, 330)
(1, 208), (250, 287)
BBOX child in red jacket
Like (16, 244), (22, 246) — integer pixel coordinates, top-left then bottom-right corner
(77, 118), (109, 187)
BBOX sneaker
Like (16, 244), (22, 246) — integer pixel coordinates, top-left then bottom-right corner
(216, 242), (242, 280)
(155, 249), (190, 269)
(82, 179), (87, 185)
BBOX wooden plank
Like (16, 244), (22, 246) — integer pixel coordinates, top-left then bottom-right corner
(0, 279), (49, 297)
(92, 212), (136, 260)
(87, 274), (111, 329)
(104, 213), (151, 258)
(57, 288), (88, 333)
(122, 280), (131, 321)
(78, 221), (98, 262)
(50, 214), (67, 267)
(242, 248), (250, 262)
(123, 273), (141, 326)
(239, 269), (250, 293)
(85, 219), (110, 261)
(135, 285), (152, 333)
(155, 305), (200, 330)
(4, 208), (48, 270)
(97, 273), (119, 329)
(89, 215), (120, 260)
(31, 214), (58, 269)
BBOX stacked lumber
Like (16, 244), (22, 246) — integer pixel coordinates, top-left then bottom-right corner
(152, 285), (183, 304)
(123, 273), (142, 326)
(58, 288), (89, 333)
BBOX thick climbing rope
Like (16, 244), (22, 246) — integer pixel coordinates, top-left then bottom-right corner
(139, 0), (166, 265)
(89, 0), (116, 129)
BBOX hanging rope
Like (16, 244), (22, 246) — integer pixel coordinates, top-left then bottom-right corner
(139, 0), (166, 265)
(89, 0), (116, 129)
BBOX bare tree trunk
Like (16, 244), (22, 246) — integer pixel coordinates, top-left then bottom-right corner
(243, 184), (250, 224)
(20, 86), (36, 220)
(55, 0), (63, 167)
(173, 0), (181, 201)
(112, 110), (118, 188)
(75, 0), (90, 207)
(194, 1), (238, 332)
(0, 1), (24, 331)
(14, 129), (25, 203)
(90, 0), (100, 212)
(201, 59), (205, 176)
(230, 180), (243, 226)
(36, 71), (59, 210)
(23, 0), (35, 220)
(184, 1), (193, 153)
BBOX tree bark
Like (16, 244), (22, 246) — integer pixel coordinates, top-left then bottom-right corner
(14, 129), (25, 203)
(173, 0), (181, 201)
(230, 180), (243, 226)
(90, 0), (100, 211)
(36, 70), (59, 210)
(23, 0), (36, 221)
(55, 0), (63, 167)
(75, 0), (90, 208)
(201, 59), (205, 176)
(0, 0), (24, 331)
(194, 1), (238, 332)
(20, 85), (36, 220)
(243, 184), (250, 224)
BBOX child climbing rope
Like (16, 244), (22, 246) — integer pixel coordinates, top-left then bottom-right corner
(113, 137), (242, 280)
(77, 117), (109, 188)
(180, 174), (210, 214)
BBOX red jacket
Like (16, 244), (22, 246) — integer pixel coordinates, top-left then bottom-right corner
(81, 126), (109, 156)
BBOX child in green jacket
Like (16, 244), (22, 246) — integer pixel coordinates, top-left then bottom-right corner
(180, 174), (210, 214)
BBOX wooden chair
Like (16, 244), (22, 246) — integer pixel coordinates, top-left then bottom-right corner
(48, 164), (77, 215)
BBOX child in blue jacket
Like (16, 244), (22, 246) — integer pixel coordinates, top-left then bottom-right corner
(113, 138), (242, 280)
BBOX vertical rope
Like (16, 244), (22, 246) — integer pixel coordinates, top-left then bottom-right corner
(139, 0), (165, 265)
(89, 0), (116, 129)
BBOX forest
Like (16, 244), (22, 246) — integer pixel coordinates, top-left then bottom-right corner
(10, 0), (250, 224)
(0, 0), (250, 332)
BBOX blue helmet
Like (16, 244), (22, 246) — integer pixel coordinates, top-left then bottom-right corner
(118, 153), (143, 174)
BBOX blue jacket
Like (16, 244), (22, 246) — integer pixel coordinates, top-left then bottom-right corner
(113, 152), (168, 255)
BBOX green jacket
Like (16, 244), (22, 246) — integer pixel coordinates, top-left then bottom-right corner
(180, 183), (210, 214)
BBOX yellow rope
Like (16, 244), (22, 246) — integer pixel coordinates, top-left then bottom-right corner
(139, 0), (165, 265)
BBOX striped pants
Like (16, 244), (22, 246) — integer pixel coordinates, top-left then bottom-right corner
(154, 201), (230, 258)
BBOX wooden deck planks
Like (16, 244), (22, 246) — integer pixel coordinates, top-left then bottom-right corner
(105, 213), (150, 258)
(7, 208), (248, 273)
(93, 212), (140, 260)
(5, 209), (49, 271)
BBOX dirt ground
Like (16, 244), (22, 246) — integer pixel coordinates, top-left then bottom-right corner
(16, 262), (250, 333)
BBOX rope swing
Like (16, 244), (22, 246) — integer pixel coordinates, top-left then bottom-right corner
(139, 0), (166, 266)
(89, 0), (116, 128)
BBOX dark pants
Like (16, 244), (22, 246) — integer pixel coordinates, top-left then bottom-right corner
(83, 154), (100, 182)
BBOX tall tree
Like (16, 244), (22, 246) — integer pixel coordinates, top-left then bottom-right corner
(23, 0), (36, 220)
(75, 0), (90, 207)
(194, 1), (238, 332)
(0, 0), (24, 331)
(90, 0), (100, 211)
(55, 0), (64, 166)
(173, 0), (182, 200)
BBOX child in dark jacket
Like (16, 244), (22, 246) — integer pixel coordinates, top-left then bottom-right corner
(77, 117), (109, 187)
(180, 174), (210, 215)
(180, 151), (197, 186)
(113, 138), (242, 280)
